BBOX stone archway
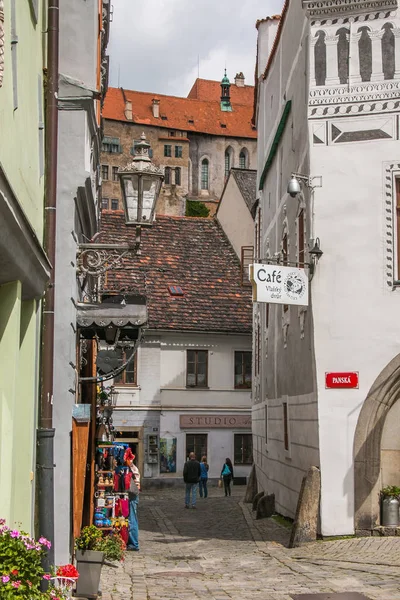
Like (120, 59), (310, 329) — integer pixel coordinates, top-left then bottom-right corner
(354, 353), (400, 533)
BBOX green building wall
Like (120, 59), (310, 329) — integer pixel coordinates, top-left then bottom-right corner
(0, 0), (47, 533)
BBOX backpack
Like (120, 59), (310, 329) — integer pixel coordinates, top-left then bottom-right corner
(222, 464), (231, 477)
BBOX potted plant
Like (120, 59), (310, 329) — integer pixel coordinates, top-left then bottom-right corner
(380, 485), (400, 526)
(0, 518), (69, 599)
(75, 526), (125, 598)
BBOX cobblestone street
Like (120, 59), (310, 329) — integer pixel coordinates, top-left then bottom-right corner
(100, 487), (400, 600)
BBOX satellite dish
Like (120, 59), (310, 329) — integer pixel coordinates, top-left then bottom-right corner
(96, 349), (121, 374)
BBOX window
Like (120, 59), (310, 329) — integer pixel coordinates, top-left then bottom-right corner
(101, 198), (109, 210)
(112, 166), (119, 182)
(102, 137), (121, 153)
(186, 434), (207, 462)
(186, 350), (208, 387)
(234, 351), (252, 389)
(111, 199), (119, 210)
(234, 434), (253, 465)
(298, 210), (305, 267)
(224, 148), (231, 178)
(283, 401), (289, 451)
(239, 149), (247, 169)
(175, 145), (182, 158)
(169, 131), (176, 137)
(240, 246), (253, 286)
(164, 145), (172, 157)
(101, 165), (109, 180)
(175, 167), (181, 186)
(114, 347), (137, 385)
(164, 167), (171, 185)
(201, 158), (209, 190)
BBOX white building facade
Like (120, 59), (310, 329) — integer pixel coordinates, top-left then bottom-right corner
(254, 0), (400, 536)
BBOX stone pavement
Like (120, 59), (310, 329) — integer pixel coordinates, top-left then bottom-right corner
(100, 487), (400, 600)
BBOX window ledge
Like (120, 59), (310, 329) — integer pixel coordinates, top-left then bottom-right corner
(114, 385), (141, 390)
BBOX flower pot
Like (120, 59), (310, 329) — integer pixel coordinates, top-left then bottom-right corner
(382, 496), (400, 527)
(75, 549), (104, 599)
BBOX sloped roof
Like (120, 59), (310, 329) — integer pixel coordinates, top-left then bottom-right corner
(103, 87), (257, 140)
(100, 212), (252, 334)
(187, 78), (254, 106)
(231, 169), (257, 214)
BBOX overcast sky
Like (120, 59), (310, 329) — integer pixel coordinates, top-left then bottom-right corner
(108, 0), (284, 97)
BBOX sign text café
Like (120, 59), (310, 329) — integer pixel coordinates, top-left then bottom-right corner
(250, 263), (309, 306)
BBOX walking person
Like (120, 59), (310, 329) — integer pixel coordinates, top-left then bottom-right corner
(221, 457), (234, 497)
(183, 452), (201, 508)
(199, 455), (209, 498)
(125, 449), (141, 551)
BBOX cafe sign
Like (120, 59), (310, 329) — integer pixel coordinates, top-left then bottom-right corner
(250, 263), (309, 306)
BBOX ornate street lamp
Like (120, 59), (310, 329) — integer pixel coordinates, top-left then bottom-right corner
(77, 133), (163, 279)
(119, 132), (164, 226)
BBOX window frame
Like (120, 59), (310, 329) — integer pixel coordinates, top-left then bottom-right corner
(186, 433), (207, 462)
(164, 166), (171, 185)
(101, 198), (109, 210)
(186, 349), (208, 388)
(114, 348), (138, 386)
(101, 164), (109, 181)
(201, 158), (209, 190)
(111, 199), (119, 210)
(175, 167), (181, 186)
(112, 166), (119, 182)
(175, 145), (183, 158)
(234, 350), (252, 389)
(240, 246), (253, 287)
(282, 400), (291, 454)
(234, 433), (253, 465)
(164, 144), (172, 157)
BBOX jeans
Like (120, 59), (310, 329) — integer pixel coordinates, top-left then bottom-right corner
(223, 476), (232, 496)
(199, 478), (208, 498)
(185, 483), (198, 506)
(128, 495), (139, 550)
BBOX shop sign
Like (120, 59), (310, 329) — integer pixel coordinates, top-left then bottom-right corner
(180, 414), (251, 429)
(325, 372), (359, 389)
(250, 263), (309, 306)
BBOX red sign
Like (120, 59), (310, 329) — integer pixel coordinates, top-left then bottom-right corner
(325, 372), (359, 389)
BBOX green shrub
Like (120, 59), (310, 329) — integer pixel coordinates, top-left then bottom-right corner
(186, 201), (210, 218)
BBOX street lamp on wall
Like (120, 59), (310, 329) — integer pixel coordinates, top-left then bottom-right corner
(77, 133), (163, 279)
(308, 237), (323, 280)
(118, 133), (164, 226)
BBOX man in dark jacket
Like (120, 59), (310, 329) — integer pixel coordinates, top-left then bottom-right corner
(183, 452), (201, 509)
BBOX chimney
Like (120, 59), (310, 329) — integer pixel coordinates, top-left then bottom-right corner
(125, 100), (132, 121)
(235, 72), (245, 87)
(152, 98), (160, 118)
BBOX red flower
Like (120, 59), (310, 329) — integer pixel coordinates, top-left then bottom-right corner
(56, 564), (79, 579)
(11, 570), (18, 576)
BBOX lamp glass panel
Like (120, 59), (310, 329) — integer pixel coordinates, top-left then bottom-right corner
(123, 174), (139, 222)
(142, 176), (157, 223)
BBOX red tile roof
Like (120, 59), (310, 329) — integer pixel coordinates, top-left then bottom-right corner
(187, 78), (254, 106)
(103, 86), (257, 140)
(100, 212), (252, 334)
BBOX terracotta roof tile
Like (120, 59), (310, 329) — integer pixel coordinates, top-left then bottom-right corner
(187, 78), (254, 106)
(103, 86), (257, 140)
(100, 212), (252, 334)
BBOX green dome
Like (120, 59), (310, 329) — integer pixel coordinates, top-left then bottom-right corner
(221, 69), (230, 85)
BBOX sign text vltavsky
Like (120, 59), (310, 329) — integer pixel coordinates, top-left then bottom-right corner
(250, 263), (309, 306)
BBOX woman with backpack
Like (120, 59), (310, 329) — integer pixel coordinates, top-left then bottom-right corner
(199, 455), (209, 498)
(220, 457), (234, 497)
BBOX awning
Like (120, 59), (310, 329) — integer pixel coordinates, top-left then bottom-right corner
(77, 296), (147, 340)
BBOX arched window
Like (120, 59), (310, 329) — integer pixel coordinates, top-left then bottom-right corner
(315, 31), (327, 86)
(164, 167), (171, 185)
(337, 28), (349, 84)
(382, 23), (395, 80)
(239, 148), (248, 169)
(358, 27), (372, 82)
(225, 147), (233, 178)
(175, 167), (181, 186)
(201, 159), (209, 190)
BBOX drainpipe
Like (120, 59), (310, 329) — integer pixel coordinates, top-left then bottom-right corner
(37, 0), (59, 572)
